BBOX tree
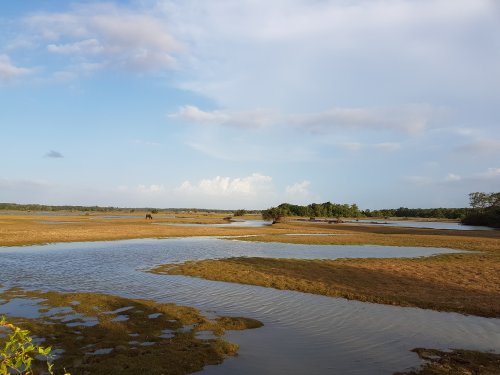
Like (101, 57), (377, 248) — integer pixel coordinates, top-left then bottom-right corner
(469, 192), (490, 211)
(233, 209), (246, 216)
(262, 206), (290, 224)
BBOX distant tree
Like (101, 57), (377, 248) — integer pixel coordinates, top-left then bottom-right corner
(234, 209), (246, 216)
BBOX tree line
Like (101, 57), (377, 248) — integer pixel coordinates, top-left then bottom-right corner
(262, 193), (500, 228)
(362, 207), (468, 219)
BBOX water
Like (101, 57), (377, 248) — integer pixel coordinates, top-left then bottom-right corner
(0, 237), (498, 374)
(344, 220), (494, 231)
(152, 220), (272, 227)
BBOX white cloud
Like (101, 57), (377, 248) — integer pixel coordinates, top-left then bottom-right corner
(285, 180), (319, 204)
(445, 173), (462, 182)
(0, 54), (32, 82)
(173, 104), (436, 134)
(47, 38), (104, 55)
(137, 184), (166, 194)
(161, 0), (500, 109)
(176, 173), (273, 196)
(174, 105), (280, 129)
(285, 180), (310, 195)
(23, 3), (180, 73)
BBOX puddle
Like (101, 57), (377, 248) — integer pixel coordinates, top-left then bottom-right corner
(178, 324), (195, 333)
(0, 298), (45, 318)
(87, 348), (113, 356)
(148, 313), (162, 319)
(159, 329), (175, 339)
(111, 315), (129, 322)
(66, 317), (98, 327)
(195, 331), (218, 340)
(104, 306), (134, 314)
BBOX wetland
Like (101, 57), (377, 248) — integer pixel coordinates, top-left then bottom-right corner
(0, 213), (499, 374)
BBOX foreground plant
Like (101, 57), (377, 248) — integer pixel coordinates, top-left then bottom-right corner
(0, 316), (69, 375)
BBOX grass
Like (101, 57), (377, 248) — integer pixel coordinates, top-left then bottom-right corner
(152, 253), (500, 317)
(0, 288), (262, 375)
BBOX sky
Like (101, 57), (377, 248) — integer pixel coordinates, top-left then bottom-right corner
(0, 0), (499, 210)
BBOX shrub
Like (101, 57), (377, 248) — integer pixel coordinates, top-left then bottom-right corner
(0, 316), (69, 375)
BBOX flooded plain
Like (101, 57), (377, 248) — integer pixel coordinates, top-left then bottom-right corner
(0, 237), (498, 374)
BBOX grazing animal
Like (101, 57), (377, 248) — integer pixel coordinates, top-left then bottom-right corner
(145, 214), (153, 220)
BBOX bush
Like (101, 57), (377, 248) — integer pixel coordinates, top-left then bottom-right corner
(0, 316), (69, 375)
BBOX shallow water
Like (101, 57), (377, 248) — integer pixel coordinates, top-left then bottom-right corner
(153, 220), (272, 227)
(0, 237), (498, 374)
(346, 219), (494, 231)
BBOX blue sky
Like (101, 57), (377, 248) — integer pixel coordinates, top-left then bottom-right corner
(1, 0), (499, 209)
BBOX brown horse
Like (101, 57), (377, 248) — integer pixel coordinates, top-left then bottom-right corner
(145, 214), (153, 220)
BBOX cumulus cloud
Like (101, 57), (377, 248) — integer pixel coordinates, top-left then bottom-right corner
(176, 173), (273, 196)
(173, 105), (436, 134)
(0, 54), (32, 82)
(285, 180), (319, 204)
(23, 3), (180, 73)
(44, 150), (64, 158)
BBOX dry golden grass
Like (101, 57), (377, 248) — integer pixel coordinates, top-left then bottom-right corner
(154, 253), (500, 317)
(0, 213), (281, 246)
